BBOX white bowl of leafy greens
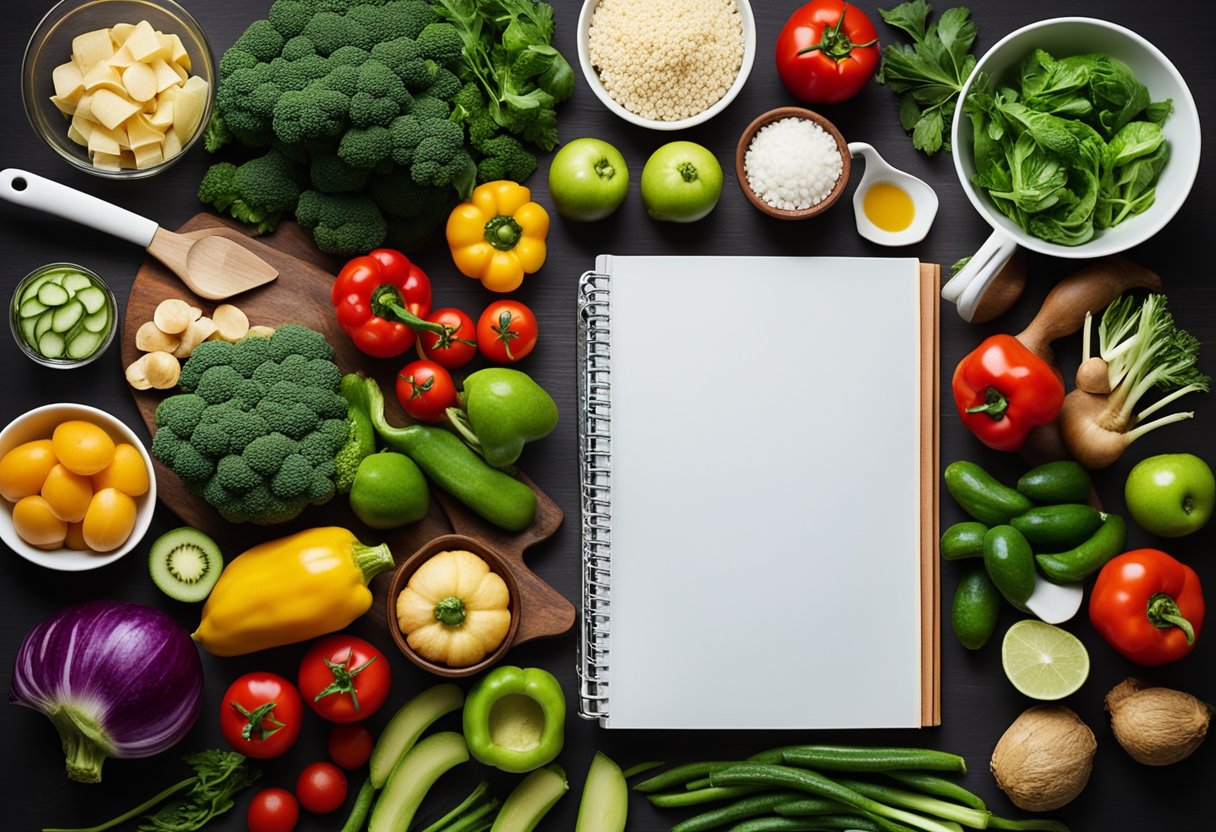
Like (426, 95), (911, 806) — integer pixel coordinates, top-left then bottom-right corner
(942, 17), (1199, 321)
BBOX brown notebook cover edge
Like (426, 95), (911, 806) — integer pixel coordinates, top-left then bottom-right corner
(919, 262), (942, 727)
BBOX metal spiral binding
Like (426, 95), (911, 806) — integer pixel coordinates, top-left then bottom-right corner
(577, 270), (612, 721)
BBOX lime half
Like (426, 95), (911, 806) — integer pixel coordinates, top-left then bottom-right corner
(1001, 620), (1090, 701)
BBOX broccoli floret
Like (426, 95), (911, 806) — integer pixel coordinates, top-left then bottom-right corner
(339, 126), (393, 170)
(213, 63), (278, 145)
(311, 154), (369, 193)
(198, 149), (303, 234)
(416, 23), (463, 66)
(219, 48), (259, 80)
(276, 54), (332, 91)
(203, 112), (233, 153)
(268, 0), (314, 39)
(450, 82), (498, 147)
(273, 88), (350, 145)
(329, 46), (371, 69)
(349, 60), (410, 127)
(428, 67), (462, 102)
(474, 133), (537, 184)
(280, 35), (316, 61)
(303, 11), (372, 56)
(295, 191), (387, 255)
(410, 94), (450, 120)
(152, 323), (349, 524)
(410, 118), (475, 190)
(359, 0), (436, 41)
(230, 19), (285, 65)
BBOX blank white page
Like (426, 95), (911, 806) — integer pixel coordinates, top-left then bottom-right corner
(603, 255), (923, 729)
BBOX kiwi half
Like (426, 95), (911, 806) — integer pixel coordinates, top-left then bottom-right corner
(149, 527), (223, 603)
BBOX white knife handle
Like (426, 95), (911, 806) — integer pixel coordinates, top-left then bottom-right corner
(0, 168), (158, 248)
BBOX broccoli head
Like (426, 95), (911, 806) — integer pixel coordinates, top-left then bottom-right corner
(198, 149), (303, 234)
(474, 133), (537, 184)
(295, 190), (388, 255)
(310, 154), (370, 193)
(152, 324), (354, 525)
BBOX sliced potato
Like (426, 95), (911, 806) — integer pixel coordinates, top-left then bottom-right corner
(107, 45), (135, 69)
(72, 29), (114, 71)
(93, 152), (124, 171)
(90, 88), (141, 130)
(53, 61), (85, 100)
(212, 304), (250, 342)
(69, 112), (96, 141)
(144, 351), (181, 389)
(126, 113), (162, 149)
(121, 62), (158, 103)
(123, 21), (164, 63)
(125, 355), (151, 389)
(135, 320), (179, 352)
(110, 23), (136, 47)
(167, 33), (190, 70)
(162, 127), (183, 160)
(81, 61), (124, 95)
(246, 325), (276, 339)
(66, 121), (88, 145)
(173, 316), (217, 358)
(133, 142), (164, 170)
(74, 93), (95, 122)
(51, 95), (79, 117)
(153, 298), (194, 334)
(150, 58), (181, 95)
(188, 305), (202, 321)
(87, 124), (122, 156)
(172, 75), (208, 141)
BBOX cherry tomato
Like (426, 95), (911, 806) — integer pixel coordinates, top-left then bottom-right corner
(296, 762), (348, 814)
(477, 300), (539, 364)
(775, 0), (880, 104)
(247, 788), (299, 832)
(220, 673), (303, 759)
(298, 635), (391, 722)
(328, 723), (375, 770)
(418, 307), (478, 369)
(395, 360), (457, 423)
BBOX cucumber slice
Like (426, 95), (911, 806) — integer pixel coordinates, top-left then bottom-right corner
(368, 732), (469, 832)
(20, 275), (53, 304)
(492, 765), (568, 832)
(575, 753), (628, 832)
(19, 298), (48, 318)
(18, 314), (38, 345)
(369, 683), (464, 789)
(37, 283), (70, 306)
(62, 271), (93, 293)
(46, 273), (66, 285)
(51, 300), (84, 332)
(75, 286), (107, 315)
(83, 308), (110, 334)
(148, 527), (223, 603)
(38, 332), (66, 358)
(66, 331), (104, 360)
(34, 310), (55, 339)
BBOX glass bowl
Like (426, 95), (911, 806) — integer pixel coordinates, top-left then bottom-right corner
(10, 263), (118, 368)
(22, 0), (215, 179)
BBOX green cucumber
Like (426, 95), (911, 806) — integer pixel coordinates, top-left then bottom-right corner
(951, 568), (1001, 650)
(1017, 461), (1092, 504)
(944, 461), (1033, 525)
(368, 732), (468, 832)
(37, 282), (69, 306)
(34, 310), (55, 339)
(62, 272), (94, 293)
(983, 525), (1036, 607)
(940, 521), (988, 560)
(368, 683), (464, 789)
(18, 314), (39, 345)
(576, 752), (628, 832)
(20, 274), (53, 304)
(38, 332), (66, 358)
(1011, 504), (1102, 550)
(75, 286), (107, 315)
(83, 308), (110, 333)
(1036, 513), (1128, 583)
(51, 300), (84, 332)
(19, 297), (48, 318)
(66, 331), (104, 360)
(493, 765), (568, 832)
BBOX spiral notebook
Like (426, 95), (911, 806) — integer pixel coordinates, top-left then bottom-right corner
(577, 255), (940, 730)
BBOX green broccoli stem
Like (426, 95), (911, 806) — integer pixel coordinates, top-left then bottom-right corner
(352, 541), (395, 584)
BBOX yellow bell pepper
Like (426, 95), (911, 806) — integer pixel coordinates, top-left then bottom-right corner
(193, 527), (394, 657)
(446, 181), (549, 293)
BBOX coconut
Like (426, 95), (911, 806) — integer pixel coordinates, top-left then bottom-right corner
(990, 705), (1096, 811)
(1106, 677), (1213, 766)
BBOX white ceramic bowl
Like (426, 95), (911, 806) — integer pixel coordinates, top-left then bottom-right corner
(0, 403), (156, 571)
(945, 18), (1200, 320)
(577, 0), (756, 131)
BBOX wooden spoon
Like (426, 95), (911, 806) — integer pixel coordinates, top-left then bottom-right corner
(0, 168), (276, 300)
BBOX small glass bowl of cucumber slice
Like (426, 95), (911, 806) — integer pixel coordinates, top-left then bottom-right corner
(10, 263), (117, 368)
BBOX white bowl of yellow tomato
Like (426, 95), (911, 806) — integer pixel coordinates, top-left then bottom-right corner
(0, 403), (155, 571)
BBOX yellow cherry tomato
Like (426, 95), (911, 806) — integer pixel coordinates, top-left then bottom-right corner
(82, 487), (136, 552)
(91, 444), (150, 497)
(41, 463), (94, 523)
(0, 439), (58, 502)
(12, 495), (67, 548)
(64, 522), (88, 551)
(52, 421), (116, 476)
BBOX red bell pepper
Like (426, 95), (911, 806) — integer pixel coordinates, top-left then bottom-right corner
(775, 0), (880, 104)
(952, 334), (1065, 452)
(1089, 549), (1204, 666)
(332, 248), (476, 361)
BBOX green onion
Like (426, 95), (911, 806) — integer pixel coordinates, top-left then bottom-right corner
(884, 773), (987, 812)
(835, 779), (989, 828)
(622, 760), (665, 779)
(647, 786), (761, 808)
(635, 762), (738, 793)
(417, 783), (491, 832)
(670, 792), (804, 832)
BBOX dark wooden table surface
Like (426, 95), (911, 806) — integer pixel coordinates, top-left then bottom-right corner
(2, 0), (1213, 829)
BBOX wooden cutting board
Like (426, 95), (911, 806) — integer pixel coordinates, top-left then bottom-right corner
(122, 213), (573, 638)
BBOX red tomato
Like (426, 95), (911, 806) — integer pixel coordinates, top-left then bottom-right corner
(418, 307), (478, 369)
(328, 723), (375, 770)
(477, 300), (539, 364)
(298, 635), (391, 722)
(395, 360), (457, 423)
(247, 788), (299, 832)
(296, 762), (348, 814)
(775, 0), (880, 104)
(220, 673), (303, 759)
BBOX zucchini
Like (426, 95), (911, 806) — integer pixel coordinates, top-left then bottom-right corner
(951, 567), (1001, 650)
(493, 765), (568, 832)
(367, 732), (468, 832)
(940, 521), (988, 560)
(944, 462), (1033, 525)
(575, 752), (628, 832)
(982, 526), (1036, 607)
(1036, 513), (1127, 583)
(368, 683), (464, 789)
(1011, 504), (1101, 550)
(1017, 461), (1092, 504)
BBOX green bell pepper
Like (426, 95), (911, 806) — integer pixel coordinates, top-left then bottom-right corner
(448, 369), (558, 469)
(462, 666), (565, 774)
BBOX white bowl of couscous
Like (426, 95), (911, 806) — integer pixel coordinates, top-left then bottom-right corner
(577, 0), (756, 131)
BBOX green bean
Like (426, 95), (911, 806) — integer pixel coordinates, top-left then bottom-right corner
(883, 773), (987, 812)
(987, 817), (1071, 832)
(622, 760), (665, 779)
(648, 786), (763, 808)
(773, 798), (860, 817)
(671, 792), (805, 832)
(636, 762), (738, 793)
(780, 747), (967, 774)
(340, 778), (377, 832)
(435, 799), (499, 832)
(727, 816), (885, 832)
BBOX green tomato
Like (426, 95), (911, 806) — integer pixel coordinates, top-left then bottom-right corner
(349, 452), (429, 529)
(640, 141), (723, 222)
(547, 138), (630, 221)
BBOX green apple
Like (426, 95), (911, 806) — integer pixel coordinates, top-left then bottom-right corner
(547, 138), (630, 221)
(1125, 453), (1216, 537)
(640, 141), (723, 222)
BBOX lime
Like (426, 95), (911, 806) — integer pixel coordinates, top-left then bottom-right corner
(1001, 620), (1090, 701)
